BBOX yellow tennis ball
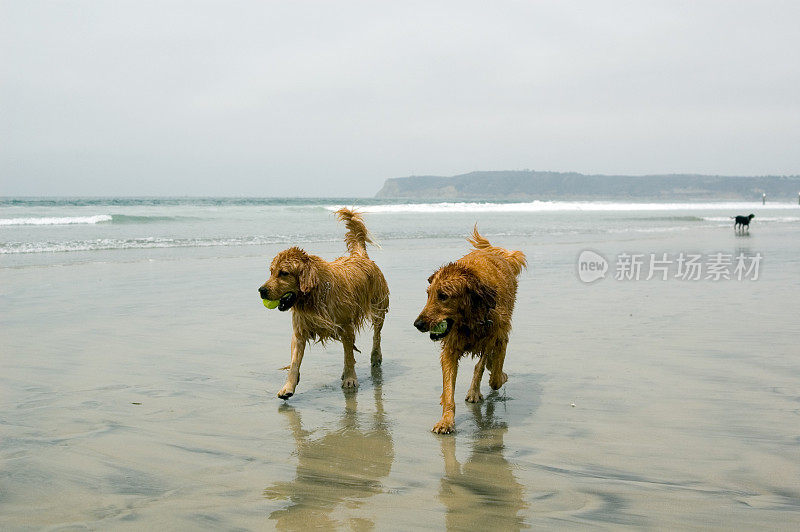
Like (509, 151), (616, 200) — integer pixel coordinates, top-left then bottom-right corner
(431, 320), (448, 334)
(263, 299), (280, 309)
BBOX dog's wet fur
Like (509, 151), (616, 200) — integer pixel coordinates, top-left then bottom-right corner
(414, 228), (526, 434)
(258, 209), (389, 399)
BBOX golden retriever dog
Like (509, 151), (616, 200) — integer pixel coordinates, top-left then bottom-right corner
(414, 228), (526, 433)
(258, 208), (389, 399)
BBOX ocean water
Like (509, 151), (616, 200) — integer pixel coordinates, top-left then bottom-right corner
(2, 197), (798, 266)
(2, 197), (800, 528)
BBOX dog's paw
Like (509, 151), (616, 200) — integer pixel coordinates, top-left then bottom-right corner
(432, 418), (455, 434)
(489, 371), (508, 390)
(465, 389), (484, 403)
(277, 388), (294, 400)
(278, 374), (299, 399)
(370, 349), (382, 367)
(341, 376), (359, 389)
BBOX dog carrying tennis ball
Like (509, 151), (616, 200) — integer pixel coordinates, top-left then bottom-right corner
(256, 208), (390, 401)
(413, 226), (527, 435)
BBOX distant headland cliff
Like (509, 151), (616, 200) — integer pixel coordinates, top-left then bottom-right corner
(374, 170), (800, 201)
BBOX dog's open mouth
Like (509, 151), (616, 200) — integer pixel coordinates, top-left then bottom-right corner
(429, 319), (452, 341)
(277, 292), (297, 311)
(262, 292), (297, 311)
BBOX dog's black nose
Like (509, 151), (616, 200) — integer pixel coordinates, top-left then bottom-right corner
(258, 286), (270, 299)
(414, 318), (428, 332)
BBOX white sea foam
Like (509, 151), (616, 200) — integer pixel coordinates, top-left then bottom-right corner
(0, 214), (112, 226)
(326, 201), (799, 214)
(0, 236), (299, 254)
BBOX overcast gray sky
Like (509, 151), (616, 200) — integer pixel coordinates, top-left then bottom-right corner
(1, 1), (798, 197)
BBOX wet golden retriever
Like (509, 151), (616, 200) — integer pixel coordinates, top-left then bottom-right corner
(258, 209), (389, 399)
(414, 228), (526, 433)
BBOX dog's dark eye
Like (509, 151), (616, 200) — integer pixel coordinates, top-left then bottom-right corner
(437, 292), (448, 301)
(278, 270), (289, 277)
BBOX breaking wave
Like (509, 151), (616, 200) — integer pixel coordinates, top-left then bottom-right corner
(0, 215), (113, 226)
(0, 235), (310, 254)
(325, 201), (800, 214)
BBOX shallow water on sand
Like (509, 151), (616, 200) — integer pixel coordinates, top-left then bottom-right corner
(2, 204), (800, 529)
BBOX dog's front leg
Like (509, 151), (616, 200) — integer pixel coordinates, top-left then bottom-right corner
(341, 327), (358, 389)
(278, 332), (306, 399)
(434, 348), (460, 434)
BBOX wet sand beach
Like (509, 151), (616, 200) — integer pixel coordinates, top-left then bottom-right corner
(2, 208), (800, 529)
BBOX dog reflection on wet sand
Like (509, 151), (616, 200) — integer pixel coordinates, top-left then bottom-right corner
(439, 396), (526, 530)
(263, 369), (393, 529)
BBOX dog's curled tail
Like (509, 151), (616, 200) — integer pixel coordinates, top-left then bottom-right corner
(336, 208), (377, 256)
(468, 226), (527, 276)
(467, 225), (493, 250)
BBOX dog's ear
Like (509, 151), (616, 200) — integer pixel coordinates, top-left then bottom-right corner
(467, 280), (497, 311)
(298, 260), (319, 293)
(462, 275), (497, 334)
